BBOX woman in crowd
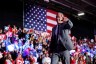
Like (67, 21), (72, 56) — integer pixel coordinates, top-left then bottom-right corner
(78, 55), (86, 64)
(29, 54), (35, 64)
(15, 53), (24, 64)
(4, 53), (14, 64)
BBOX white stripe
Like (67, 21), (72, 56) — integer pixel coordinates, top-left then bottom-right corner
(47, 12), (56, 18)
(47, 26), (53, 31)
(47, 19), (57, 25)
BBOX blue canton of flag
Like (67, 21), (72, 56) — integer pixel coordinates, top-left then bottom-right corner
(24, 5), (47, 32)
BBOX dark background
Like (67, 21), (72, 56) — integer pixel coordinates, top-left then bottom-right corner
(0, 0), (95, 39)
(0, 0), (23, 29)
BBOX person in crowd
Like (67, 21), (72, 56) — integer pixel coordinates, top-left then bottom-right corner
(0, 29), (2, 34)
(42, 53), (51, 64)
(37, 54), (43, 64)
(49, 12), (73, 64)
(78, 55), (86, 64)
(4, 53), (14, 64)
(12, 25), (17, 34)
(0, 51), (5, 64)
(93, 54), (96, 64)
(15, 53), (24, 64)
(85, 52), (91, 64)
(70, 56), (76, 64)
(29, 54), (35, 64)
(24, 55), (30, 64)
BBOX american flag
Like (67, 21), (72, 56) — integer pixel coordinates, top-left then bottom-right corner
(24, 4), (57, 33)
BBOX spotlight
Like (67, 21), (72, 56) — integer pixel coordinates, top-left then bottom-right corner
(44, 0), (49, 2)
(78, 12), (85, 16)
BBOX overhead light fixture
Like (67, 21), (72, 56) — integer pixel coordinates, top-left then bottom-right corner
(78, 12), (85, 16)
(44, 0), (49, 2)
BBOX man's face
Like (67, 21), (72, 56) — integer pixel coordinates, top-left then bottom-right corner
(57, 12), (64, 23)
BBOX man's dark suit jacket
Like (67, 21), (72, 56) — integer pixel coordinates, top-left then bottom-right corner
(49, 20), (73, 53)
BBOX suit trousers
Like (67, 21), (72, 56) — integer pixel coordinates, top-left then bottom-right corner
(51, 50), (70, 64)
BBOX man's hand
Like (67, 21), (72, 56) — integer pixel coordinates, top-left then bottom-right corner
(63, 17), (69, 22)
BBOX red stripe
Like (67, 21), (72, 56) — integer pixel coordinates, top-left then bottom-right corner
(47, 23), (55, 27)
(46, 9), (57, 33)
(47, 16), (56, 21)
(47, 9), (57, 14)
(47, 30), (52, 33)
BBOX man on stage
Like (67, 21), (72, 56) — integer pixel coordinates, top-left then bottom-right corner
(49, 12), (74, 64)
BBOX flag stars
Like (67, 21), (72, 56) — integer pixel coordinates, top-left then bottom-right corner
(41, 29), (43, 30)
(29, 15), (31, 17)
(27, 23), (29, 25)
(43, 27), (45, 29)
(33, 17), (35, 19)
(45, 10), (46, 12)
(36, 25), (37, 27)
(45, 29), (46, 31)
(37, 23), (39, 24)
(27, 12), (29, 14)
(29, 26), (31, 28)
(27, 18), (29, 19)
(37, 18), (39, 19)
(31, 14), (33, 15)
(25, 25), (27, 27)
(34, 11), (35, 13)
(43, 17), (44, 19)
(41, 14), (43, 15)
(45, 20), (46, 22)
(37, 28), (39, 30)
(39, 11), (41, 13)
(41, 23), (43, 25)
(37, 8), (39, 9)
(43, 21), (44, 23)
(35, 15), (37, 17)
(43, 12), (44, 14)
(30, 10), (31, 12)
(36, 9), (38, 11)
(39, 16), (41, 18)
(37, 13), (39, 15)
(25, 19), (27, 21)
(31, 19), (33, 21)
(39, 26), (41, 28)
(31, 24), (33, 26)
(41, 19), (43, 21)
(33, 22), (35, 23)
(34, 6), (35, 8)
(26, 14), (27, 16)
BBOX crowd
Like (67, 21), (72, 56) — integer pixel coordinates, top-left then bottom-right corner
(70, 36), (96, 64)
(0, 25), (96, 64)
